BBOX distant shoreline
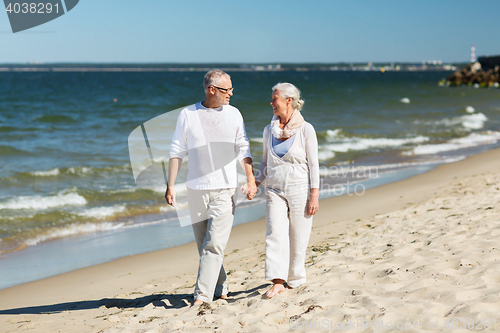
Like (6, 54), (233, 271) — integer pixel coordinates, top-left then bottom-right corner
(0, 62), (460, 72)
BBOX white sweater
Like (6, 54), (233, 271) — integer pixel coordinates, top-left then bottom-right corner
(169, 102), (251, 190)
(256, 122), (319, 189)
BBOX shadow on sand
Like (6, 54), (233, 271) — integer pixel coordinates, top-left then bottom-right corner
(0, 284), (270, 315)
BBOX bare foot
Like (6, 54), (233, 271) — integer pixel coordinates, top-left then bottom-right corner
(193, 299), (204, 306)
(219, 294), (228, 300)
(265, 281), (287, 298)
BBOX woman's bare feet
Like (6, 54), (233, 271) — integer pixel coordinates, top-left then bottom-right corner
(193, 299), (204, 306)
(265, 279), (287, 298)
(194, 294), (226, 306)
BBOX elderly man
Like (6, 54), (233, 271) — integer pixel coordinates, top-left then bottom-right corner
(165, 69), (256, 305)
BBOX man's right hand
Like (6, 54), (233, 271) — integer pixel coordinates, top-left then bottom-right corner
(165, 186), (176, 207)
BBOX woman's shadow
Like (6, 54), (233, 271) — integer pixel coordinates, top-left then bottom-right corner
(0, 284), (269, 315)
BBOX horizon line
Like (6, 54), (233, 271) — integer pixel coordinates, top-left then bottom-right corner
(0, 61), (471, 66)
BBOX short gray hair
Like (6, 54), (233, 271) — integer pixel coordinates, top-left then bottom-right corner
(272, 82), (305, 111)
(203, 69), (230, 92)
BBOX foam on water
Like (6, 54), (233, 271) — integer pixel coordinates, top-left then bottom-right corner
(325, 129), (342, 139)
(322, 131), (429, 153)
(318, 150), (336, 161)
(30, 168), (61, 177)
(67, 166), (94, 175)
(78, 205), (127, 219)
(24, 222), (125, 247)
(461, 113), (488, 130)
(139, 182), (187, 195)
(405, 131), (500, 155)
(431, 112), (488, 130)
(23, 165), (132, 179)
(0, 190), (87, 211)
(318, 156), (466, 177)
(249, 137), (264, 143)
(159, 202), (189, 212)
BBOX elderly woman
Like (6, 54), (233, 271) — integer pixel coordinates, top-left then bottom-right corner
(254, 82), (319, 298)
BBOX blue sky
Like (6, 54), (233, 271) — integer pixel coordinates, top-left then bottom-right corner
(1, 0), (499, 64)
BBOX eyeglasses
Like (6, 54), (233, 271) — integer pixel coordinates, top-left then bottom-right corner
(212, 86), (234, 94)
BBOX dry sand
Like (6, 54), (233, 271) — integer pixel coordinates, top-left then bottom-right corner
(1, 148), (499, 332)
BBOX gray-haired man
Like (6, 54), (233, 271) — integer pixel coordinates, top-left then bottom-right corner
(165, 69), (256, 305)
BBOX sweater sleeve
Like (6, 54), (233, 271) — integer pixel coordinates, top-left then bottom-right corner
(169, 110), (188, 160)
(255, 126), (269, 184)
(235, 112), (252, 162)
(305, 123), (320, 189)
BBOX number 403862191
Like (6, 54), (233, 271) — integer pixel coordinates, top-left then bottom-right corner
(5, 2), (59, 14)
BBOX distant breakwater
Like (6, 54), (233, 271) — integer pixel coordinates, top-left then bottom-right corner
(442, 55), (500, 88)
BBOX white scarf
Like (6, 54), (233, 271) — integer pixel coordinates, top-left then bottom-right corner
(270, 110), (305, 139)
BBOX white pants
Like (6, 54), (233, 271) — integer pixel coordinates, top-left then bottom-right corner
(187, 188), (235, 302)
(265, 183), (312, 288)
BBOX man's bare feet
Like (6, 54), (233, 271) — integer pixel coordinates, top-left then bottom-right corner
(219, 294), (228, 300)
(265, 279), (287, 298)
(193, 299), (204, 306)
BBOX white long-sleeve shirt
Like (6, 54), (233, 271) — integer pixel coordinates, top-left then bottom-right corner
(169, 102), (252, 190)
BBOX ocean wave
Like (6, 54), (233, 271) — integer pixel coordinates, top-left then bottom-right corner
(325, 129), (343, 139)
(318, 150), (336, 161)
(23, 164), (132, 178)
(159, 201), (189, 212)
(134, 180), (187, 195)
(77, 205), (127, 219)
(422, 112), (488, 130)
(43, 186), (168, 207)
(0, 126), (24, 133)
(321, 130), (429, 153)
(374, 156), (467, 169)
(0, 126), (41, 133)
(316, 128), (347, 141)
(30, 168), (61, 177)
(68, 164), (131, 175)
(249, 137), (264, 143)
(0, 126), (17, 132)
(461, 113), (487, 130)
(0, 190), (87, 211)
(33, 114), (75, 123)
(66, 166), (94, 175)
(404, 131), (500, 156)
(24, 222), (125, 247)
(318, 156), (466, 177)
(0, 145), (32, 156)
(164, 183), (187, 195)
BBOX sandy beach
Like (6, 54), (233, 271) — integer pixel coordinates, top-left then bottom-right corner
(1, 148), (499, 332)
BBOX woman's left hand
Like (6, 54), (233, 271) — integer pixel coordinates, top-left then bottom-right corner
(308, 189), (319, 216)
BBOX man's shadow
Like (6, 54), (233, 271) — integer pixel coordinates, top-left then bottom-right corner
(0, 284), (269, 315)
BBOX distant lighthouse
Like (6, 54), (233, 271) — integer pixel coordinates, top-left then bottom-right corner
(471, 45), (475, 63)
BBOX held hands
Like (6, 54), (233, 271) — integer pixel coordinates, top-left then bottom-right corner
(240, 180), (257, 200)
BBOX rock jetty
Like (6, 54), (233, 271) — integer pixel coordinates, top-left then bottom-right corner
(442, 55), (500, 87)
